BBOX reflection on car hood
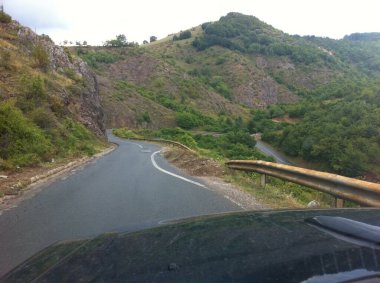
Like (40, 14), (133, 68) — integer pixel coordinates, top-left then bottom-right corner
(3, 208), (380, 282)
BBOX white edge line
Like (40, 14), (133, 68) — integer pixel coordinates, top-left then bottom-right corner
(151, 151), (207, 189)
(151, 151), (245, 209)
(223, 195), (246, 210)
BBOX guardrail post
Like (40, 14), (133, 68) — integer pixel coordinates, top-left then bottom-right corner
(260, 174), (267, 188)
(335, 197), (345, 208)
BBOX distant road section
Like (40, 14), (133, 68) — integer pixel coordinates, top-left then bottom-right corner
(255, 140), (292, 165)
(0, 132), (240, 276)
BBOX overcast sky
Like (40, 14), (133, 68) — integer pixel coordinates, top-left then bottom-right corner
(3, 0), (380, 45)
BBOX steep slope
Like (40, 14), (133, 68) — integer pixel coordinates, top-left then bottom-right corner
(77, 46), (248, 129)
(77, 13), (361, 130)
(0, 14), (105, 170)
(78, 12), (380, 180)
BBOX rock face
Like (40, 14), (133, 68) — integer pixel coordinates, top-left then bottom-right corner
(16, 25), (105, 137)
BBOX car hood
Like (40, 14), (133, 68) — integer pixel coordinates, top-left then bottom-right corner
(3, 208), (380, 282)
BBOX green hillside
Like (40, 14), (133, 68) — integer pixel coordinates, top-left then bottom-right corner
(0, 13), (105, 170)
(75, 12), (380, 180)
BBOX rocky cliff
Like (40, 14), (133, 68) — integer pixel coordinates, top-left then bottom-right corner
(0, 16), (105, 169)
(1, 20), (105, 137)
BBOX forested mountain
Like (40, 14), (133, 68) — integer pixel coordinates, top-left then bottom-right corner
(0, 12), (105, 170)
(74, 12), (379, 179)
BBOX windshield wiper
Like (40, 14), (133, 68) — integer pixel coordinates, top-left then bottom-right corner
(306, 216), (380, 249)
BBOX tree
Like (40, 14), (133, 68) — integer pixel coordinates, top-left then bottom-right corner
(174, 30), (192, 41)
(143, 40), (148, 44)
(82, 40), (88, 46)
(104, 34), (128, 47)
(150, 36), (157, 43)
(0, 10), (11, 23)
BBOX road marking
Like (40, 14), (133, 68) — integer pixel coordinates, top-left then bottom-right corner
(128, 142), (143, 149)
(151, 151), (207, 189)
(223, 195), (246, 210)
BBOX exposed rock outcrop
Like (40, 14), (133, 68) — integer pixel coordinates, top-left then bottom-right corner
(15, 24), (105, 137)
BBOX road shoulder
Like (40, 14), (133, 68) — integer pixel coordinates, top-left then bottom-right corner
(0, 144), (117, 212)
(161, 147), (267, 211)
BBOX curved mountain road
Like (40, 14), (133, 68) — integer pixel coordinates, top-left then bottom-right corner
(0, 133), (240, 276)
(255, 140), (292, 165)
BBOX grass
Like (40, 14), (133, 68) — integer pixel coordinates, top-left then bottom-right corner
(224, 171), (336, 209)
(0, 22), (107, 172)
(113, 127), (338, 208)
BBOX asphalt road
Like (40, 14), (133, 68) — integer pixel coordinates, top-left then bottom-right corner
(0, 133), (240, 277)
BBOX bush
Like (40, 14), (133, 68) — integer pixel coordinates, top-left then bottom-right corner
(113, 128), (142, 139)
(174, 30), (192, 41)
(0, 11), (11, 23)
(156, 128), (197, 148)
(209, 76), (232, 99)
(0, 101), (52, 167)
(176, 112), (203, 129)
(17, 76), (47, 111)
(0, 49), (11, 69)
(29, 107), (57, 130)
(137, 111), (151, 124)
(80, 51), (119, 68)
(32, 45), (50, 70)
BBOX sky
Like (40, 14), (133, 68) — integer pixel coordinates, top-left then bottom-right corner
(3, 0), (380, 45)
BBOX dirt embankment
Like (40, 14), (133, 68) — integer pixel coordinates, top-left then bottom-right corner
(162, 147), (267, 211)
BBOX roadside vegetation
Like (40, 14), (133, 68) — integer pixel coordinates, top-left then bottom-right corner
(248, 78), (380, 179)
(0, 13), (105, 172)
(80, 12), (380, 182)
(113, 127), (339, 208)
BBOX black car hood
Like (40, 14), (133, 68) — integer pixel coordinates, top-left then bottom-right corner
(3, 208), (380, 283)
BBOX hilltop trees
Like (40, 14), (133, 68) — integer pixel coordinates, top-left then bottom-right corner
(104, 34), (139, 47)
(173, 30), (192, 41)
(150, 36), (157, 43)
(104, 34), (128, 47)
(104, 34), (126, 47)
(0, 9), (11, 23)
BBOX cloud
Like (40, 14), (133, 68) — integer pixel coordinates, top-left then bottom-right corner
(3, 0), (379, 45)
(5, 0), (68, 29)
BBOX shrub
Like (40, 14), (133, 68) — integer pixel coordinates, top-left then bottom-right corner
(156, 128), (197, 148)
(0, 11), (11, 23)
(176, 112), (202, 129)
(17, 76), (47, 111)
(137, 111), (151, 124)
(0, 101), (52, 167)
(32, 45), (50, 70)
(80, 51), (118, 68)
(63, 68), (82, 82)
(174, 30), (192, 41)
(29, 107), (57, 130)
(209, 76), (232, 99)
(113, 128), (142, 139)
(0, 49), (11, 69)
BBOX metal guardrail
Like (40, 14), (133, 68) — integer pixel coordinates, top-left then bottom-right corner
(226, 160), (380, 207)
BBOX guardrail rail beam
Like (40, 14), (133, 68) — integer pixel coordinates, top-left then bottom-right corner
(226, 160), (380, 207)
